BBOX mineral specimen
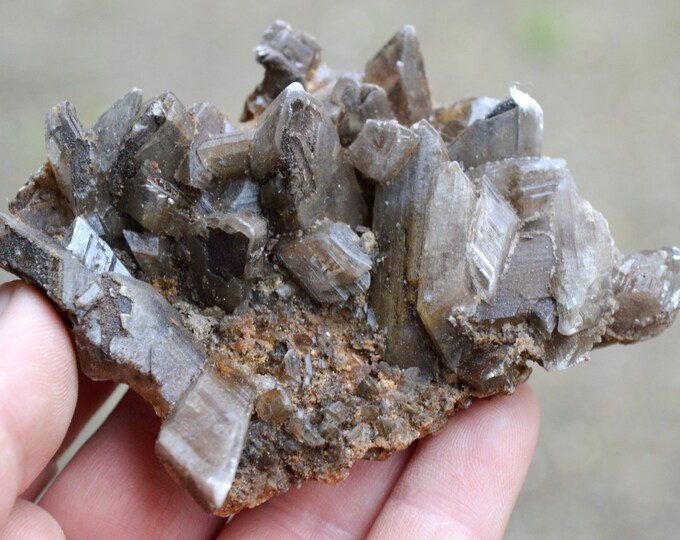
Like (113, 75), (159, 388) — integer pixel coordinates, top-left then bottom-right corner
(1, 21), (679, 515)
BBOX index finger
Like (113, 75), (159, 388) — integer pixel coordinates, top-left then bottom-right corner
(368, 384), (540, 539)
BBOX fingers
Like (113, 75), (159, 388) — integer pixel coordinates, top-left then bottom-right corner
(19, 375), (118, 502)
(55, 374), (118, 458)
(222, 448), (414, 539)
(43, 383), (535, 540)
(367, 384), (540, 540)
(19, 461), (58, 502)
(40, 393), (224, 540)
(0, 500), (64, 540)
(223, 386), (537, 539)
(0, 282), (78, 525)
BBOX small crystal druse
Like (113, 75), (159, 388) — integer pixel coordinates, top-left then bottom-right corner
(1, 21), (679, 515)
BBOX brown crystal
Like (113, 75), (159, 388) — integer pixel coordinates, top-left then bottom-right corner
(197, 130), (254, 181)
(433, 96), (501, 141)
(123, 229), (174, 284)
(448, 87), (543, 169)
(348, 119), (420, 185)
(242, 20), (321, 120)
(364, 25), (433, 125)
(9, 163), (74, 234)
(250, 82), (367, 232)
(371, 120), (450, 371)
(188, 102), (230, 190)
(157, 366), (254, 512)
(277, 219), (372, 304)
(330, 77), (394, 146)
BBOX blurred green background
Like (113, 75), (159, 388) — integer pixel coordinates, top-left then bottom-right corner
(1, 1), (679, 537)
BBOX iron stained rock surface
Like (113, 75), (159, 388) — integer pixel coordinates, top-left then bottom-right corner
(1, 20), (679, 515)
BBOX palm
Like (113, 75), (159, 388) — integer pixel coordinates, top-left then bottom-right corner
(0, 282), (539, 540)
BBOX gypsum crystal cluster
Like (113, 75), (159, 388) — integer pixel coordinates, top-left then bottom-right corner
(1, 20), (679, 515)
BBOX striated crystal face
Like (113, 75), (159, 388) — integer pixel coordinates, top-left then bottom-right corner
(447, 87), (543, 169)
(157, 367), (254, 511)
(1, 21), (679, 516)
(197, 130), (254, 183)
(416, 161), (476, 364)
(277, 219), (372, 304)
(467, 178), (520, 301)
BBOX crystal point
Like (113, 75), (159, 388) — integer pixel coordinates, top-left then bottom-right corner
(433, 97), (501, 141)
(365, 25), (433, 125)
(45, 101), (94, 213)
(9, 163), (74, 235)
(348, 119), (420, 185)
(116, 92), (194, 188)
(251, 83), (367, 232)
(552, 173), (615, 335)
(123, 229), (173, 283)
(157, 367), (254, 512)
(608, 247), (680, 343)
(188, 102), (229, 190)
(92, 88), (143, 178)
(331, 77), (394, 146)
(243, 20), (321, 120)
(417, 161), (476, 362)
(448, 87), (543, 169)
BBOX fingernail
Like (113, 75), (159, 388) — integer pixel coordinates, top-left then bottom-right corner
(0, 283), (16, 315)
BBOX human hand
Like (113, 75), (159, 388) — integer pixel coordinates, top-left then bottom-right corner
(0, 281), (539, 540)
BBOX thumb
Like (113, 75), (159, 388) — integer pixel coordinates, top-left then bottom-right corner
(0, 281), (77, 525)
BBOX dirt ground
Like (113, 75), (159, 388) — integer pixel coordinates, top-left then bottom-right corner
(1, 1), (679, 537)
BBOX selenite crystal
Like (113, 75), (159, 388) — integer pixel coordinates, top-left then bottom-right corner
(606, 248), (680, 343)
(416, 161), (476, 363)
(123, 229), (173, 283)
(433, 96), (501, 141)
(45, 102), (95, 215)
(64, 217), (130, 277)
(92, 88), (144, 179)
(1, 21), (679, 515)
(9, 163), (74, 234)
(329, 77), (394, 146)
(197, 130), (255, 181)
(243, 20), (321, 120)
(250, 82), (367, 232)
(277, 219), (372, 304)
(364, 25), (433, 125)
(467, 178), (521, 301)
(188, 102), (230, 191)
(157, 366), (254, 512)
(348, 119), (421, 185)
(448, 87), (543, 169)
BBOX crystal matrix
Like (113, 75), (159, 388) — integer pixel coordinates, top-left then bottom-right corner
(1, 20), (679, 515)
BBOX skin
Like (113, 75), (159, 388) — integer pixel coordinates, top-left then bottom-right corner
(0, 281), (540, 540)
